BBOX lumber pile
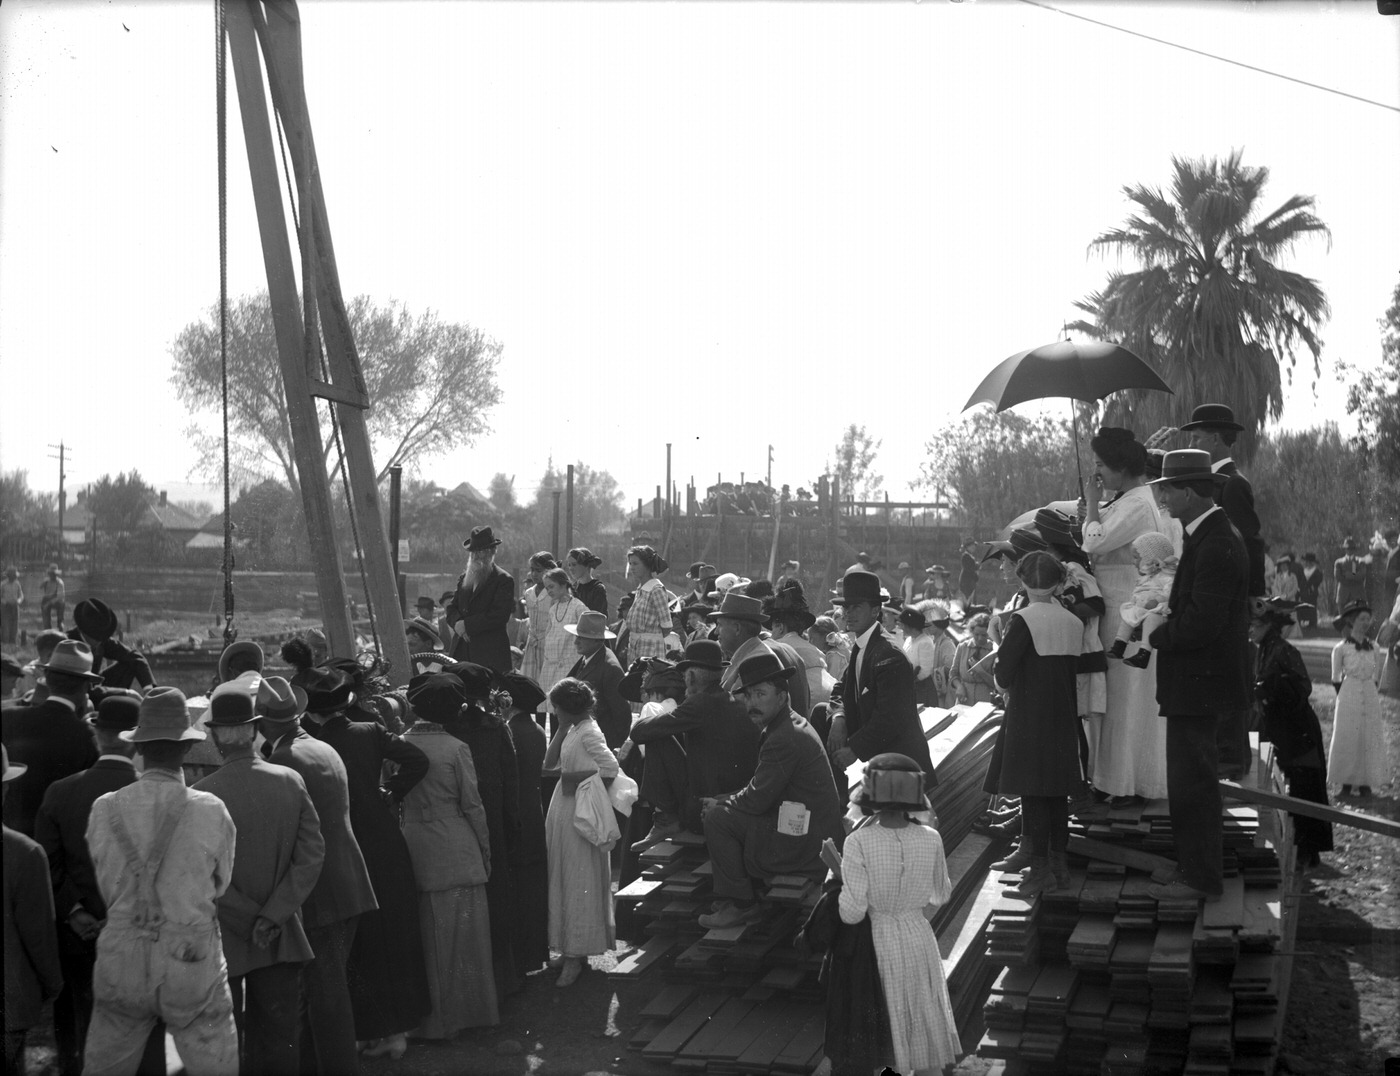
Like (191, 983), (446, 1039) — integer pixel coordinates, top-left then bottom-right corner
(974, 750), (1296, 1076)
(613, 702), (1005, 1072)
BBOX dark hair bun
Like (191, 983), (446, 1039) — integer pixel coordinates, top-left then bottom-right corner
(280, 637), (314, 671)
(548, 676), (597, 715)
(1096, 426), (1135, 443)
(1089, 426), (1148, 477)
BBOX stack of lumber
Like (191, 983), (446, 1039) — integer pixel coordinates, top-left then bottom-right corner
(975, 757), (1296, 1076)
(613, 702), (1004, 1072)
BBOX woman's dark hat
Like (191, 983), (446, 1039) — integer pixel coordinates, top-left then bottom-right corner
(438, 660), (495, 699)
(405, 616), (442, 648)
(463, 525), (502, 551)
(73, 598), (119, 642)
(1179, 403), (1245, 432)
(831, 570), (884, 607)
(415, 596), (437, 612)
(674, 639), (729, 670)
(1033, 507), (1083, 549)
(899, 607), (927, 631)
(1333, 598), (1372, 630)
(407, 671), (470, 723)
(1149, 449), (1224, 486)
(299, 667), (356, 714)
(1007, 527), (1049, 560)
(767, 589), (817, 632)
(495, 670), (546, 713)
(1250, 596), (1302, 627)
(855, 752), (931, 812)
(680, 602), (713, 622)
(729, 652), (797, 693)
(642, 658), (686, 695)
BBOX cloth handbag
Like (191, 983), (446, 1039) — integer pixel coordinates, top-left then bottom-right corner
(608, 769), (639, 817)
(573, 773), (620, 848)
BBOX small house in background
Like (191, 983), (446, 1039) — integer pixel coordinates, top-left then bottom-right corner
(144, 492), (205, 546)
(186, 512), (242, 551)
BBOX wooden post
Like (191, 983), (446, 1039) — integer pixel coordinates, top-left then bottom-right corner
(665, 443), (672, 541)
(565, 464), (574, 550)
(766, 499), (782, 582)
(885, 492), (892, 569)
(225, 0), (354, 659)
(552, 491), (562, 553)
(716, 474), (725, 569)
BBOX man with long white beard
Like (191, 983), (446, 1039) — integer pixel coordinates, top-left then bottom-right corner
(444, 526), (516, 674)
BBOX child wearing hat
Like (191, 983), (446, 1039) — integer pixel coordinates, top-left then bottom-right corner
(1108, 531), (1179, 669)
(1328, 601), (1386, 797)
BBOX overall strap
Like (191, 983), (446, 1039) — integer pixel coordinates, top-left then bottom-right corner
(107, 794), (190, 930)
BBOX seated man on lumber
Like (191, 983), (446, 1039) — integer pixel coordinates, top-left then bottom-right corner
(625, 641), (761, 850)
(698, 653), (844, 929)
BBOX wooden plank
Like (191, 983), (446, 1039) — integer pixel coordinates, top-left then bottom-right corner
(1219, 780), (1400, 839)
(711, 1001), (789, 1065)
(1068, 834), (1178, 883)
(638, 985), (697, 1020)
(608, 934), (679, 979)
(735, 1004), (807, 1073)
(1201, 875), (1245, 929)
(771, 1013), (826, 1071)
(642, 992), (729, 1060)
(678, 997), (755, 1061)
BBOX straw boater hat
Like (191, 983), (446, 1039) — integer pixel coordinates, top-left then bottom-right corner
(463, 525), (503, 551)
(729, 652), (797, 693)
(564, 610), (617, 640)
(707, 592), (768, 625)
(121, 686), (205, 743)
(924, 564), (950, 576)
(39, 639), (104, 682)
(1179, 403), (1245, 432)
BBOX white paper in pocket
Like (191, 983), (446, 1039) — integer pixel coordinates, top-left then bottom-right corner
(777, 800), (811, 836)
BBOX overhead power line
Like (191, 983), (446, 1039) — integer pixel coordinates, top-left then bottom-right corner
(1017, 0), (1400, 115)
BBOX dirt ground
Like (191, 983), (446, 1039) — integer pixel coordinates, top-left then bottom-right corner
(11, 626), (1398, 1076)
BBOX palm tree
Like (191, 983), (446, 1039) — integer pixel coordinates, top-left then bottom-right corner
(1070, 150), (1330, 460)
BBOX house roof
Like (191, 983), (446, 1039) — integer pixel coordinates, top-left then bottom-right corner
(143, 499), (205, 532)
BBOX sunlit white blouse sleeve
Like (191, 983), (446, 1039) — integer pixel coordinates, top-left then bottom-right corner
(1081, 488), (1163, 556)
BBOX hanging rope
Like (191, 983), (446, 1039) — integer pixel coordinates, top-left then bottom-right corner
(216, 0), (236, 645)
(272, 107), (382, 660)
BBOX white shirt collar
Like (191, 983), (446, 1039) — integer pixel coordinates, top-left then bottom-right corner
(854, 621), (881, 651)
(1211, 457), (1233, 473)
(1184, 504), (1221, 536)
(97, 754), (136, 767)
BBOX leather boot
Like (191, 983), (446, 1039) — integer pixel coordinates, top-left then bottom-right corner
(991, 843), (1036, 872)
(1014, 859), (1059, 897)
(1049, 850), (1072, 888)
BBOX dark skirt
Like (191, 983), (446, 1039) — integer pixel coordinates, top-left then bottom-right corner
(509, 715), (551, 974)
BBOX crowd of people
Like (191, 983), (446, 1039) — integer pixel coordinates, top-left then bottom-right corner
(2, 403), (1398, 1076)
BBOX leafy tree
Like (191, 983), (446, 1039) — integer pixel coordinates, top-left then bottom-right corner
(86, 471), (155, 534)
(1248, 426), (1384, 567)
(175, 499), (215, 523)
(1071, 150), (1330, 460)
(0, 470), (56, 535)
(169, 292), (505, 496)
(832, 424), (883, 501)
(1340, 279), (1400, 485)
(488, 473), (517, 512)
(532, 461), (627, 544)
(228, 479), (301, 568)
(920, 410), (1079, 535)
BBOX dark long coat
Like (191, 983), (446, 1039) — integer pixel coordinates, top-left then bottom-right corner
(1, 697), (98, 837)
(993, 604), (1083, 797)
(1213, 461), (1266, 597)
(303, 713), (431, 1038)
(441, 711), (522, 995)
(445, 565), (516, 674)
(507, 711), (549, 973)
(838, 629), (935, 784)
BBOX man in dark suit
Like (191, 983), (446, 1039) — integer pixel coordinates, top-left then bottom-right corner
(627, 640), (761, 848)
(1147, 450), (1252, 902)
(196, 681), (325, 1076)
(825, 570), (935, 793)
(1181, 404), (1265, 597)
(33, 695), (165, 1076)
(699, 653), (843, 929)
(564, 611), (632, 748)
(1, 640), (100, 836)
(66, 598), (154, 692)
(444, 526), (516, 674)
(256, 677), (376, 1076)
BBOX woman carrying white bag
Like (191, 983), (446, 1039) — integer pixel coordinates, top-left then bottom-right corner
(542, 677), (621, 987)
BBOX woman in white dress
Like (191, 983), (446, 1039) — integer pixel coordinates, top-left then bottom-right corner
(537, 568), (587, 703)
(837, 753), (960, 1076)
(542, 678), (619, 987)
(1328, 601), (1387, 795)
(520, 551), (558, 684)
(1081, 428), (1173, 803)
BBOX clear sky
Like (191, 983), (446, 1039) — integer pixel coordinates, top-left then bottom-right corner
(2, 0), (1397, 516)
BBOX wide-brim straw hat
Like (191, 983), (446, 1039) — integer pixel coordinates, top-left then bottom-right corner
(38, 639), (104, 682)
(564, 610), (617, 640)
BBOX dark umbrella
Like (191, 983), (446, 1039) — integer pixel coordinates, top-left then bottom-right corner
(963, 339), (1173, 486)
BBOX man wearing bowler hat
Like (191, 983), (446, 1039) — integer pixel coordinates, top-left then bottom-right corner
(35, 695), (165, 1076)
(1180, 403), (1266, 598)
(255, 677), (375, 1076)
(195, 681), (325, 1076)
(66, 598), (154, 692)
(698, 653), (843, 929)
(1, 639), (101, 836)
(627, 640), (761, 850)
(83, 687), (240, 1076)
(826, 571), (935, 792)
(563, 612), (631, 748)
(1145, 450), (1251, 903)
(711, 591), (811, 720)
(444, 526), (516, 674)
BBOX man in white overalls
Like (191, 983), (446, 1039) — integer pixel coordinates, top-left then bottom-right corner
(83, 687), (239, 1076)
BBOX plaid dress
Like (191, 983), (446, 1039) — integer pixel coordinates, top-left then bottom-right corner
(838, 822), (960, 1074)
(625, 578), (673, 662)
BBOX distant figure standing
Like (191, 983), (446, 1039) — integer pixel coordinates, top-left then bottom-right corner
(1328, 601), (1385, 797)
(958, 538), (982, 606)
(1296, 552), (1327, 636)
(1333, 537), (1371, 613)
(40, 565), (66, 631)
(1, 567), (23, 646)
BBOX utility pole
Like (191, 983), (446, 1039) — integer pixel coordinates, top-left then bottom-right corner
(767, 444), (773, 488)
(552, 490), (562, 553)
(48, 442), (68, 564)
(565, 464), (574, 550)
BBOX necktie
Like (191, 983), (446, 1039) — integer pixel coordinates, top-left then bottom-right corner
(850, 642), (861, 685)
(260, 739), (273, 760)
